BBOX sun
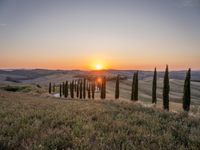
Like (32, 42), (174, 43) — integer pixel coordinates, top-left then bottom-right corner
(95, 64), (103, 70)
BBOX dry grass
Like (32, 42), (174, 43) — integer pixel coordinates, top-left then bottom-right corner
(0, 90), (200, 150)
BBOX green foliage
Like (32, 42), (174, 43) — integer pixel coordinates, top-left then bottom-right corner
(101, 77), (106, 99)
(183, 69), (191, 111)
(134, 71), (138, 100)
(115, 75), (120, 99)
(92, 81), (95, 99)
(88, 82), (91, 99)
(131, 72), (139, 101)
(70, 81), (74, 99)
(83, 78), (86, 99)
(52, 83), (55, 93)
(1, 85), (30, 93)
(80, 79), (83, 99)
(49, 82), (51, 94)
(64, 81), (68, 98)
(131, 74), (135, 100)
(163, 65), (170, 110)
(62, 82), (65, 95)
(152, 68), (157, 104)
(59, 84), (62, 98)
(77, 80), (79, 98)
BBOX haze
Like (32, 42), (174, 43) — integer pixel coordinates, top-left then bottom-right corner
(0, 0), (200, 70)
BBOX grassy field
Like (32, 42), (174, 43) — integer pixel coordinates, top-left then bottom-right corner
(1, 89), (200, 149)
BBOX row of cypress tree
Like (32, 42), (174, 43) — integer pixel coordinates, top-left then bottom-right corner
(49, 66), (191, 111)
(151, 65), (191, 111)
(49, 78), (99, 99)
(114, 65), (191, 111)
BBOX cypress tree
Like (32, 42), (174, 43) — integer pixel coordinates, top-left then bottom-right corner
(88, 83), (91, 99)
(104, 77), (106, 99)
(49, 82), (51, 94)
(74, 80), (77, 92)
(115, 75), (120, 99)
(183, 68), (191, 111)
(163, 65), (170, 110)
(80, 80), (83, 99)
(83, 78), (86, 99)
(134, 71), (139, 101)
(100, 78), (104, 99)
(77, 81), (79, 98)
(53, 83), (55, 93)
(62, 82), (65, 95)
(92, 81), (95, 99)
(59, 84), (62, 98)
(71, 80), (74, 98)
(101, 77), (106, 99)
(152, 68), (157, 104)
(131, 74), (135, 100)
(69, 82), (72, 98)
(86, 80), (89, 91)
(65, 81), (68, 98)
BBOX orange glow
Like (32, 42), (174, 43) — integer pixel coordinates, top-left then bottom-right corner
(95, 64), (103, 70)
(1, 54), (199, 71)
(97, 77), (102, 83)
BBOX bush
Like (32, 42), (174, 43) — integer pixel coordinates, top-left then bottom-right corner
(1, 85), (30, 92)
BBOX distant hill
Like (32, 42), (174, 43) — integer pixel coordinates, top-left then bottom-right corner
(0, 69), (199, 84)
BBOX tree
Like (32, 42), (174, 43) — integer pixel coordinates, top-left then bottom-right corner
(100, 77), (104, 99)
(59, 84), (62, 98)
(80, 80), (83, 99)
(152, 68), (157, 104)
(131, 71), (139, 101)
(53, 83), (55, 93)
(163, 65), (170, 110)
(74, 80), (77, 92)
(49, 82), (51, 94)
(83, 78), (86, 99)
(88, 83), (91, 99)
(115, 75), (120, 99)
(101, 77), (106, 99)
(183, 68), (191, 111)
(92, 81), (95, 99)
(70, 81), (74, 99)
(134, 71), (139, 101)
(131, 74), (135, 100)
(103, 77), (106, 99)
(62, 82), (65, 95)
(65, 81), (68, 98)
(77, 80), (79, 98)
(71, 80), (74, 98)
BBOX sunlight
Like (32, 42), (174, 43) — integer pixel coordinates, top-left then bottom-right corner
(95, 64), (103, 70)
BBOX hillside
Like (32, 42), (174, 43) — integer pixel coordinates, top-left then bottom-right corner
(0, 91), (200, 149)
(0, 69), (200, 105)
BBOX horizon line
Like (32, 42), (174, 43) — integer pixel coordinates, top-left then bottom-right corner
(0, 67), (199, 72)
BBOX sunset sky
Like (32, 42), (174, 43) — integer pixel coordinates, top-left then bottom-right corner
(0, 0), (200, 70)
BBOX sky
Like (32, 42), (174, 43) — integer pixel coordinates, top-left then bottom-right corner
(0, 0), (200, 70)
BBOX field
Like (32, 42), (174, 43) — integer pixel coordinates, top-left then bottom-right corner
(0, 90), (200, 150)
(0, 69), (200, 149)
